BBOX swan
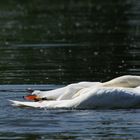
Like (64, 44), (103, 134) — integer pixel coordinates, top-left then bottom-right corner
(10, 75), (140, 109)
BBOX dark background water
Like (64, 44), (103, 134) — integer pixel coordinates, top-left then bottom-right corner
(1, 1), (140, 140)
(0, 0), (140, 84)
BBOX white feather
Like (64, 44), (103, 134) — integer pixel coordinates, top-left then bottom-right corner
(10, 75), (140, 109)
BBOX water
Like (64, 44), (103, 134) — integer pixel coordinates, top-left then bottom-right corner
(1, 85), (140, 140)
(0, 0), (140, 139)
(0, 0), (140, 84)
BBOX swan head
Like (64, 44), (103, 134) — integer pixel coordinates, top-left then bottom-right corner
(31, 90), (41, 95)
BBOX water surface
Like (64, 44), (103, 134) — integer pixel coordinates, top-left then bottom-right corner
(1, 85), (140, 140)
(0, 0), (139, 84)
(0, 0), (140, 139)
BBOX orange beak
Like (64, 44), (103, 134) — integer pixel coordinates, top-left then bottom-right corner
(24, 95), (39, 101)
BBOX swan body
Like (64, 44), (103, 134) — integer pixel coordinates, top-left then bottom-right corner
(10, 75), (140, 109)
(102, 75), (140, 88)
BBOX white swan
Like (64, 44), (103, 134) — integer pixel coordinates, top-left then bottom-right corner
(10, 75), (140, 109)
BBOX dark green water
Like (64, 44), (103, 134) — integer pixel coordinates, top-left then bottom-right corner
(0, 0), (139, 84)
(0, 0), (140, 139)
